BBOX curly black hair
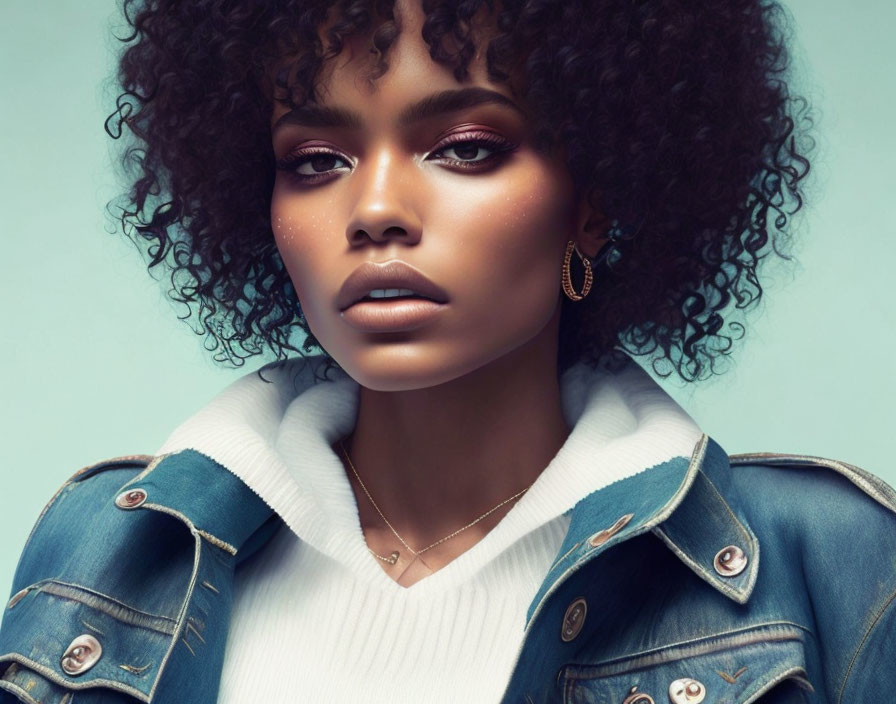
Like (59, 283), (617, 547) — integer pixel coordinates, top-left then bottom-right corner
(106, 0), (813, 382)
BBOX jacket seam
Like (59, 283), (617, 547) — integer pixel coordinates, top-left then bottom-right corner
(562, 620), (810, 679)
(837, 581), (896, 703)
(730, 453), (896, 514)
(37, 581), (177, 635)
(0, 655), (149, 703)
(25, 578), (177, 628)
(742, 666), (813, 704)
(143, 503), (237, 556)
(144, 508), (204, 702)
(0, 679), (41, 704)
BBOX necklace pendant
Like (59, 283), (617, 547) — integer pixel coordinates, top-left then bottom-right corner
(387, 551), (400, 565)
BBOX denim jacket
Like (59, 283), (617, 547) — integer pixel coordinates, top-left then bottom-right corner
(1, 433), (895, 703)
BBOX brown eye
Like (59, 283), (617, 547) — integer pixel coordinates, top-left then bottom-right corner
(275, 148), (351, 182)
(430, 131), (516, 169)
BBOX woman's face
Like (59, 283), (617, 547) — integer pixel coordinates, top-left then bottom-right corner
(270, 0), (591, 391)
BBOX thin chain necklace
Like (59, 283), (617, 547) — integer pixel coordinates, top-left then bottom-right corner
(337, 439), (534, 566)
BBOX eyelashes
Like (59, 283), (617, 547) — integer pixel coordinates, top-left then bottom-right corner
(274, 131), (517, 185)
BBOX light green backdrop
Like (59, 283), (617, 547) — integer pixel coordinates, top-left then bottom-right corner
(2, 1), (894, 593)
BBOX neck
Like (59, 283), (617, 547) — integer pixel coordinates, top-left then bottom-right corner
(339, 315), (570, 553)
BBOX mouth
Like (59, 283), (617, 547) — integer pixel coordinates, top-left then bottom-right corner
(340, 297), (448, 333)
(337, 261), (450, 312)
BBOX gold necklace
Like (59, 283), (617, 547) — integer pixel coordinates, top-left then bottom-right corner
(337, 439), (534, 566)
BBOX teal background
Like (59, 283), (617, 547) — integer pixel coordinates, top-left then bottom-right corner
(1, 2), (894, 593)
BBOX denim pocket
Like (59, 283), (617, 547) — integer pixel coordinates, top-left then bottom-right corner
(560, 623), (814, 704)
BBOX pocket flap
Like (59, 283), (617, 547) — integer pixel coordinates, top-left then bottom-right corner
(560, 624), (814, 704)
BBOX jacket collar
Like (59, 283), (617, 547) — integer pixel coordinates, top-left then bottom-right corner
(133, 429), (759, 625)
(142, 356), (757, 606)
(525, 433), (759, 628)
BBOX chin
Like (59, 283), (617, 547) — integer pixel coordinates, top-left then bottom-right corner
(333, 345), (479, 391)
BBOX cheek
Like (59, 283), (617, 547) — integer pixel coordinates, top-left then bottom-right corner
(439, 172), (573, 302)
(270, 196), (337, 308)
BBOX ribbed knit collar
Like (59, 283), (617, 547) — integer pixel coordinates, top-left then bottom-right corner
(156, 354), (703, 594)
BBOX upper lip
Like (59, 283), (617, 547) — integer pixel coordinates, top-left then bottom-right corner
(337, 261), (449, 311)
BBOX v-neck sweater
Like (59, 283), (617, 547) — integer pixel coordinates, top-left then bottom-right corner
(156, 355), (703, 703)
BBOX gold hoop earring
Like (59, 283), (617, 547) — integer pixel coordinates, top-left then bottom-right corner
(561, 240), (593, 301)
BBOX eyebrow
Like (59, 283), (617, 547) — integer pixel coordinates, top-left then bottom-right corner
(272, 87), (526, 132)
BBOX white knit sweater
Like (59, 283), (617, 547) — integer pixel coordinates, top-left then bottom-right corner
(156, 356), (703, 703)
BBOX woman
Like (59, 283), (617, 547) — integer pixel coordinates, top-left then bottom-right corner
(1, 0), (894, 702)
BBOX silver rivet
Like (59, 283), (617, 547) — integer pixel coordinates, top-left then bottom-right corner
(560, 597), (587, 642)
(623, 685), (656, 704)
(669, 677), (706, 703)
(115, 488), (147, 509)
(7, 588), (29, 609)
(713, 544), (748, 577)
(588, 512), (634, 547)
(61, 634), (102, 675)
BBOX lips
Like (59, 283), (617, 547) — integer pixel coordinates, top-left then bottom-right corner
(337, 260), (449, 312)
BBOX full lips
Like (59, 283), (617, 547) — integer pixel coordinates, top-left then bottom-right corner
(340, 298), (447, 333)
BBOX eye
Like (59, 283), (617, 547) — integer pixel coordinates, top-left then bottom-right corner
(275, 131), (516, 185)
(275, 147), (351, 183)
(429, 131), (516, 169)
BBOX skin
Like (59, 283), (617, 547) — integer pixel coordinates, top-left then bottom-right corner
(270, 0), (608, 587)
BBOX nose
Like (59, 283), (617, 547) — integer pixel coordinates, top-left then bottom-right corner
(345, 147), (422, 247)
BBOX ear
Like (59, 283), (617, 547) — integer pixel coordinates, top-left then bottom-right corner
(572, 189), (610, 260)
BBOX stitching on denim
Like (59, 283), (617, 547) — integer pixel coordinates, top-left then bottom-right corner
(61, 693), (74, 704)
(39, 581), (176, 635)
(126, 454), (169, 485)
(522, 435), (709, 639)
(717, 665), (748, 683)
(651, 525), (748, 604)
(200, 580), (219, 594)
(548, 541), (582, 573)
(0, 680), (42, 704)
(729, 452), (896, 514)
(119, 663), (153, 676)
(197, 530), (237, 556)
(142, 503), (238, 556)
(837, 581), (896, 703)
(180, 638), (197, 657)
(653, 468), (760, 603)
(0, 655), (150, 702)
(185, 621), (206, 644)
(79, 619), (105, 636)
(741, 667), (813, 704)
(700, 468), (756, 551)
(147, 528), (203, 701)
(563, 621), (808, 679)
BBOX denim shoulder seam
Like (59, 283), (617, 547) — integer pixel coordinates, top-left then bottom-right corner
(729, 453), (896, 516)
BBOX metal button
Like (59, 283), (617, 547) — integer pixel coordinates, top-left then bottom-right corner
(115, 488), (147, 509)
(61, 634), (102, 675)
(669, 678), (706, 703)
(7, 588), (29, 609)
(623, 685), (656, 704)
(560, 597), (587, 642)
(588, 512), (634, 547)
(713, 544), (748, 577)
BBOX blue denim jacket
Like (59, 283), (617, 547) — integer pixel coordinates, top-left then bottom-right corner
(1, 434), (895, 703)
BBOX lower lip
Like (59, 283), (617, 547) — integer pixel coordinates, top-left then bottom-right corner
(340, 298), (447, 332)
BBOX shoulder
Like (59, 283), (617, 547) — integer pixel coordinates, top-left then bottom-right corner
(726, 450), (896, 696)
(729, 449), (896, 513)
(7, 454), (156, 591)
(725, 448), (896, 556)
